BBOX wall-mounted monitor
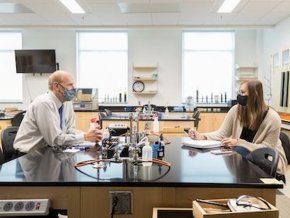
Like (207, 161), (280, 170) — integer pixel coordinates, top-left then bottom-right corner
(15, 49), (57, 73)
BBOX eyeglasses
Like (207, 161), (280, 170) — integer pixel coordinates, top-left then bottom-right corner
(57, 83), (67, 90)
(236, 195), (271, 210)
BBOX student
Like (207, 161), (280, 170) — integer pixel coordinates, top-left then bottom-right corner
(189, 80), (287, 180)
(14, 70), (102, 153)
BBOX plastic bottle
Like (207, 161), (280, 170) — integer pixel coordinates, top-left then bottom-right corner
(165, 107), (169, 117)
(102, 127), (110, 139)
(152, 141), (159, 158)
(153, 115), (159, 133)
(90, 118), (97, 130)
(142, 141), (152, 166)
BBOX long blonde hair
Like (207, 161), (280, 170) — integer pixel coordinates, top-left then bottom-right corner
(237, 80), (268, 131)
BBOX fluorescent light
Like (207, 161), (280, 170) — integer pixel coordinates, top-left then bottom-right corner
(0, 3), (33, 13)
(118, 2), (180, 13)
(218, 0), (241, 13)
(59, 0), (85, 14)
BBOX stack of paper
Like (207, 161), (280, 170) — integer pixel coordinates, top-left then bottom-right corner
(182, 139), (222, 149)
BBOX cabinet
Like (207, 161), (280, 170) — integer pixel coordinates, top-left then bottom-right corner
(75, 112), (98, 132)
(0, 119), (12, 148)
(132, 65), (158, 95)
(198, 112), (226, 132)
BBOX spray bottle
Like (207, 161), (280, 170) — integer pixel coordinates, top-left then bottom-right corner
(153, 113), (159, 133)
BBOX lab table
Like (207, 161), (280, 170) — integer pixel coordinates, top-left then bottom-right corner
(0, 138), (282, 218)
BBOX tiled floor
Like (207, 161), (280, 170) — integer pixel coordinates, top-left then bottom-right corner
(279, 165), (290, 197)
(276, 165), (290, 217)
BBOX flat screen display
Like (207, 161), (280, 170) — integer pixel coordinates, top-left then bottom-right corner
(15, 49), (56, 73)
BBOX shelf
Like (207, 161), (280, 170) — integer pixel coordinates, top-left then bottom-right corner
(132, 64), (158, 94)
(236, 66), (257, 85)
(133, 76), (157, 81)
(236, 76), (257, 81)
(133, 66), (157, 71)
(133, 91), (158, 95)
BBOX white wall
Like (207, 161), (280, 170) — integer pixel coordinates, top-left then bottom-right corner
(235, 30), (257, 67)
(128, 29), (182, 106)
(262, 17), (290, 109)
(0, 28), (259, 110)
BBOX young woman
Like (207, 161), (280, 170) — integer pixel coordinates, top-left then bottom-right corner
(189, 80), (287, 180)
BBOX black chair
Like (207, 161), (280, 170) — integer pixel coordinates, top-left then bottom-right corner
(104, 109), (112, 116)
(247, 147), (279, 178)
(11, 110), (26, 126)
(192, 109), (201, 130)
(280, 131), (290, 164)
(1, 126), (19, 163)
(97, 112), (107, 129)
(142, 104), (157, 112)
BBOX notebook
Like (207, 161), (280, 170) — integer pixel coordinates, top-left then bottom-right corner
(182, 139), (222, 149)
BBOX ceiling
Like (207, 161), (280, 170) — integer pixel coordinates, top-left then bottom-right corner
(0, 0), (290, 28)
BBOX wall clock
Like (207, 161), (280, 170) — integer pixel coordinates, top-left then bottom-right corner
(132, 81), (145, 92)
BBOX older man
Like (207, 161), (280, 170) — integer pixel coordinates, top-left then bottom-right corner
(14, 70), (102, 153)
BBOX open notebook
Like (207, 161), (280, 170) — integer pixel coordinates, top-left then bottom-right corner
(182, 139), (222, 149)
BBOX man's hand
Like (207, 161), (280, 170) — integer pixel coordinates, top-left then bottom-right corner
(84, 128), (103, 142)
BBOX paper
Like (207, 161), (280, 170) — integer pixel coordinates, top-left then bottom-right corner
(210, 149), (234, 155)
(182, 139), (222, 149)
(260, 178), (283, 184)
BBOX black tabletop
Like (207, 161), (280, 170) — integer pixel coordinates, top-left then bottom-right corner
(0, 138), (283, 188)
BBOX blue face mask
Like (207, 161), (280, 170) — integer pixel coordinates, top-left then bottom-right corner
(59, 83), (76, 101)
(63, 88), (76, 101)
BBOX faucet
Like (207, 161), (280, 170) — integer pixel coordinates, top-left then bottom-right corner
(128, 136), (148, 164)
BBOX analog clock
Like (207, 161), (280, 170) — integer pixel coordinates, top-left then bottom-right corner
(132, 81), (145, 92)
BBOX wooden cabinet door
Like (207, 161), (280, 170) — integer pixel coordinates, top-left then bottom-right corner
(0, 120), (12, 147)
(198, 113), (226, 132)
(75, 112), (98, 132)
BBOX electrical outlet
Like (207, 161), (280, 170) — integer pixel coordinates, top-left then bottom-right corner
(0, 199), (50, 216)
(109, 191), (133, 215)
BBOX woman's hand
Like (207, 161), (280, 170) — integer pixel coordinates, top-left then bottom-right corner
(188, 129), (206, 140)
(221, 137), (239, 147)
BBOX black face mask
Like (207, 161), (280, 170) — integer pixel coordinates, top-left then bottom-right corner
(237, 94), (248, 106)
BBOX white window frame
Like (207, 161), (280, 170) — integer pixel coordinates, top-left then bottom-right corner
(182, 31), (235, 104)
(0, 32), (22, 103)
(76, 31), (128, 103)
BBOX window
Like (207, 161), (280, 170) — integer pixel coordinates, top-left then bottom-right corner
(77, 32), (128, 103)
(0, 32), (22, 102)
(182, 32), (234, 104)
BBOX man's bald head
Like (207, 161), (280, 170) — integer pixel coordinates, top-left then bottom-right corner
(48, 71), (72, 90)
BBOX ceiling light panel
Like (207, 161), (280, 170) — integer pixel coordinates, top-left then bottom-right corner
(0, 3), (33, 13)
(118, 2), (180, 13)
(218, 0), (241, 13)
(59, 0), (85, 14)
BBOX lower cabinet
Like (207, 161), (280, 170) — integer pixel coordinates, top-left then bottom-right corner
(74, 112), (227, 134)
(75, 112), (98, 132)
(0, 119), (12, 147)
(198, 113), (227, 132)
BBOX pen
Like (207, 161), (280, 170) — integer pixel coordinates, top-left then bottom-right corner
(196, 199), (228, 207)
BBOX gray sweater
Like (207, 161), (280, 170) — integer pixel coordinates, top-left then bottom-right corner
(204, 105), (287, 175)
